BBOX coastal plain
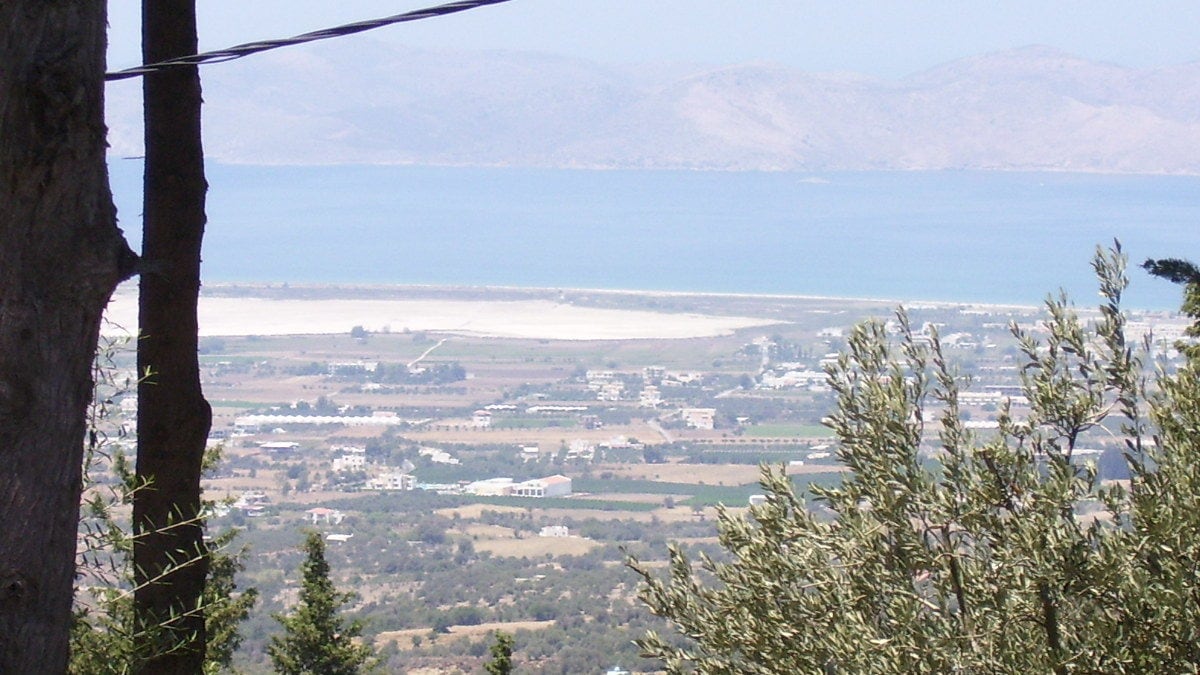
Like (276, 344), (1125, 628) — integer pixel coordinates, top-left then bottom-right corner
(103, 282), (888, 341)
(95, 281), (1188, 674)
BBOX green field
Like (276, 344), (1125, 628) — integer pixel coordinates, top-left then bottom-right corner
(491, 417), (578, 429)
(743, 423), (834, 438)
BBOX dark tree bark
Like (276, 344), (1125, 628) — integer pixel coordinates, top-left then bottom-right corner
(0, 2), (137, 671)
(132, 2), (213, 672)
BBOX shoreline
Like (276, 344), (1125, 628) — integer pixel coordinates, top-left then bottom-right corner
(109, 279), (1173, 342)
(102, 284), (787, 341)
(192, 280), (1043, 313)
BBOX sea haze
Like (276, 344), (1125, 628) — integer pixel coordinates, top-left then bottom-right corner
(109, 163), (1197, 309)
(104, 44), (1200, 174)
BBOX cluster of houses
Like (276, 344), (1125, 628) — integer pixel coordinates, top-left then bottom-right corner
(583, 367), (707, 406)
(328, 445), (423, 491)
(322, 441), (571, 498)
(585, 370), (626, 402)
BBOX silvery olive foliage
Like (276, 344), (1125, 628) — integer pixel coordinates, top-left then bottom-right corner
(630, 246), (1200, 674)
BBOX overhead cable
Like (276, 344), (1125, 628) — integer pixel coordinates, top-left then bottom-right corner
(105, 0), (514, 81)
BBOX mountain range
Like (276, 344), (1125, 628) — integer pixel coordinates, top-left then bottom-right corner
(104, 42), (1200, 173)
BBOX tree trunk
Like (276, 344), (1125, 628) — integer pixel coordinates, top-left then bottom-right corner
(133, 2), (212, 672)
(0, 2), (137, 671)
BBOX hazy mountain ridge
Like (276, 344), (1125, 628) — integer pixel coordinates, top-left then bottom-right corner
(105, 42), (1200, 173)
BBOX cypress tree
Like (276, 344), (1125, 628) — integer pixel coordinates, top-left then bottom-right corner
(269, 532), (372, 675)
(484, 631), (514, 675)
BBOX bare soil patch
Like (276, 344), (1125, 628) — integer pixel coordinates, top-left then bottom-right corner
(474, 535), (600, 558)
(575, 492), (672, 504)
(533, 505), (722, 523)
(435, 504), (526, 520)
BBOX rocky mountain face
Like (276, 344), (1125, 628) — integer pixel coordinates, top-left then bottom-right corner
(105, 42), (1200, 173)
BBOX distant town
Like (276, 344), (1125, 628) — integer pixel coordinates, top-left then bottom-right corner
(93, 285), (1191, 673)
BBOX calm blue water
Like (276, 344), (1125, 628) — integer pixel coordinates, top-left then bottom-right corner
(108, 163), (1198, 309)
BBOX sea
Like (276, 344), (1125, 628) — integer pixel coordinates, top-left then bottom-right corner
(108, 163), (1199, 310)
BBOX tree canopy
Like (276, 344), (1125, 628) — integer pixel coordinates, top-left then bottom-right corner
(484, 631), (514, 675)
(630, 246), (1200, 673)
(269, 532), (373, 675)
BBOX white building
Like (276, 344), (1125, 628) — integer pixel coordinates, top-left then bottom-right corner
(639, 385), (663, 407)
(539, 525), (569, 537)
(597, 381), (624, 401)
(759, 369), (828, 390)
(464, 477), (515, 496)
(681, 408), (716, 430)
(332, 453), (366, 473)
(512, 475), (572, 498)
(472, 410), (492, 428)
(233, 492), (269, 516)
(327, 360), (377, 375)
(419, 446), (460, 465)
(566, 439), (595, 460)
(599, 435), (641, 450)
(366, 472), (414, 491)
(306, 507), (345, 525)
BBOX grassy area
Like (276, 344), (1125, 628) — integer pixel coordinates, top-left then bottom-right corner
(743, 423), (835, 438)
(573, 477), (698, 495)
(685, 483), (761, 506)
(574, 474), (845, 507)
(491, 417), (578, 429)
(471, 495), (658, 512)
(207, 400), (270, 409)
(198, 354), (262, 365)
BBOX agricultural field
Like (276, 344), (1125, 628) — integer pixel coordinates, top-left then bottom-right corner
(105, 284), (1140, 672)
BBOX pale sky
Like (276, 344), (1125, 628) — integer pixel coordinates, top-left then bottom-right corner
(106, 1), (1200, 79)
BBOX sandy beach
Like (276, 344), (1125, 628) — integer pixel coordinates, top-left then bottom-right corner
(102, 286), (780, 340)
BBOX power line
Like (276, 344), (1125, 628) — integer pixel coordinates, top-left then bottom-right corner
(105, 0), (514, 82)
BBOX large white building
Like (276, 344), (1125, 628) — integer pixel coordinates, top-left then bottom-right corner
(512, 475), (572, 498)
(464, 477), (515, 496)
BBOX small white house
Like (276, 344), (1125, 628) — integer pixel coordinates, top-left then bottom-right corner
(639, 385), (663, 408)
(366, 472), (414, 491)
(566, 439), (595, 460)
(419, 447), (460, 465)
(681, 408), (716, 430)
(258, 441), (300, 454)
(306, 507), (345, 525)
(332, 453), (366, 473)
